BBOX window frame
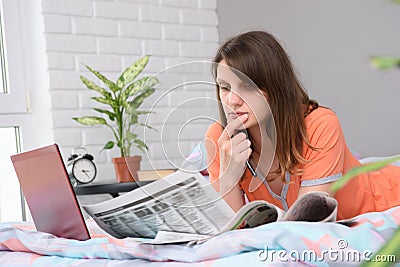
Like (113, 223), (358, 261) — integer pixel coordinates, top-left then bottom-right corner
(0, 0), (27, 113)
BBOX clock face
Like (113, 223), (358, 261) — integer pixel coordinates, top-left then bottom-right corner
(72, 158), (96, 183)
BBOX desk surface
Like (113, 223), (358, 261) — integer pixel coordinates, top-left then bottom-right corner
(138, 169), (175, 181)
(73, 180), (155, 197)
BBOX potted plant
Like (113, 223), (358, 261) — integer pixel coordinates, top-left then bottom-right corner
(73, 55), (159, 182)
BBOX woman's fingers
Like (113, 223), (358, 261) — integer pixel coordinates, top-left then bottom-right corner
(234, 138), (251, 154)
(218, 113), (251, 181)
(220, 137), (250, 157)
(219, 113), (248, 142)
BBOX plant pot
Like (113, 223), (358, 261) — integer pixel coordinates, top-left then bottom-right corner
(112, 156), (141, 183)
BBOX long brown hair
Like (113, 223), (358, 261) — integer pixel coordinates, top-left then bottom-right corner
(213, 31), (318, 182)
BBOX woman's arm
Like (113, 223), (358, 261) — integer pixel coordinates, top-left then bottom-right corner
(205, 139), (245, 212)
(297, 109), (346, 199)
(218, 175), (245, 212)
(298, 183), (333, 198)
(205, 116), (250, 212)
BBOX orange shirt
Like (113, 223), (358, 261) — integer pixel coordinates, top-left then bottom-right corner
(205, 107), (400, 220)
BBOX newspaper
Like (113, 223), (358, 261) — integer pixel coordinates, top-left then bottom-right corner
(83, 171), (339, 244)
(83, 171), (236, 243)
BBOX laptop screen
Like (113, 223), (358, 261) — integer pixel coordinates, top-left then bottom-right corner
(11, 144), (90, 241)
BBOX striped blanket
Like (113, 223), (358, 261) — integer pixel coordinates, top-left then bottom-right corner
(1, 206), (399, 266)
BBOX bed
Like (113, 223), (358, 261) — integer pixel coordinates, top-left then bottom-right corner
(1, 205), (399, 266)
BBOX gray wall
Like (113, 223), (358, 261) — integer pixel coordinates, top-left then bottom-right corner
(217, 0), (400, 157)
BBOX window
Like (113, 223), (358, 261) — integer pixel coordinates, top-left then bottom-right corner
(0, 13), (6, 95)
(0, 0), (29, 221)
(0, 127), (24, 221)
(0, 0), (27, 113)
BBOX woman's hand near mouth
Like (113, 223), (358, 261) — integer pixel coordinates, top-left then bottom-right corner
(218, 113), (251, 191)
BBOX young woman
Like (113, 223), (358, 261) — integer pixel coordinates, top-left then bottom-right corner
(205, 31), (400, 220)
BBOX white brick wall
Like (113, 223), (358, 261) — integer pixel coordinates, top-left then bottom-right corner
(76, 54), (122, 72)
(143, 40), (179, 56)
(47, 52), (75, 70)
(93, 2), (139, 20)
(42, 0), (93, 16)
(119, 21), (162, 39)
(46, 35), (97, 53)
(97, 37), (141, 55)
(42, 0), (219, 182)
(139, 6), (180, 23)
(43, 15), (72, 33)
(72, 18), (119, 36)
(162, 24), (201, 41)
(180, 9), (218, 25)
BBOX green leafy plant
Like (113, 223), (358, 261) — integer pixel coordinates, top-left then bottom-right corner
(73, 55), (159, 157)
(370, 56), (400, 70)
(331, 156), (400, 193)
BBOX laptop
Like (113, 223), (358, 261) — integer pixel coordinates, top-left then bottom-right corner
(11, 144), (90, 241)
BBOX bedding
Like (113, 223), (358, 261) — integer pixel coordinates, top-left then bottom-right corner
(1, 206), (399, 266)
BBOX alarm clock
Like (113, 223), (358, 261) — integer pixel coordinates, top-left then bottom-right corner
(67, 147), (97, 186)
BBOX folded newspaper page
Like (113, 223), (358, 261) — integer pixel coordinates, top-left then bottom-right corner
(153, 200), (287, 245)
(83, 171), (338, 244)
(83, 171), (236, 243)
(185, 191), (338, 245)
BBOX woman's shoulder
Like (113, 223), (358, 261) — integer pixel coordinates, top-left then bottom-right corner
(304, 107), (344, 143)
(306, 106), (337, 119)
(305, 107), (340, 129)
